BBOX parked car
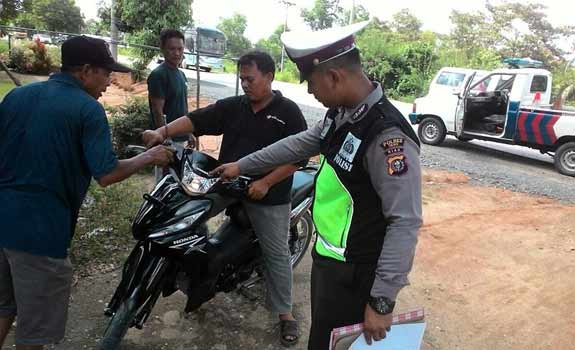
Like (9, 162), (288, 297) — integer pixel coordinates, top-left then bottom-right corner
(410, 67), (488, 144)
(32, 33), (52, 44)
(410, 66), (575, 176)
(12, 32), (28, 40)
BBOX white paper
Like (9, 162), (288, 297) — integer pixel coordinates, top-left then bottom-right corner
(349, 322), (426, 350)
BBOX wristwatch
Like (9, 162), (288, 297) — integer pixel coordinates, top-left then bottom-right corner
(368, 296), (396, 315)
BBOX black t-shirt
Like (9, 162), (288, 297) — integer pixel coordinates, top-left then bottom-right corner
(188, 91), (308, 205)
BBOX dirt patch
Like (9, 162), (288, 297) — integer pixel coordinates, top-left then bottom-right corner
(3, 169), (574, 350)
(100, 73), (212, 114)
(404, 171), (575, 350)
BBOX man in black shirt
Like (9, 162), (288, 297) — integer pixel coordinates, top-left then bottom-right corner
(142, 51), (307, 346)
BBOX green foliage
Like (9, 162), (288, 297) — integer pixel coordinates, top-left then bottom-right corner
(108, 97), (151, 158)
(0, 81), (16, 99)
(255, 25), (284, 65)
(447, 3), (574, 67)
(9, 39), (54, 75)
(390, 8), (422, 40)
(551, 68), (575, 105)
(275, 60), (300, 83)
(217, 13), (252, 58)
(301, 0), (342, 30)
(0, 40), (8, 54)
(222, 59), (237, 74)
(357, 26), (435, 98)
(14, 0), (84, 33)
(99, 0), (193, 69)
(71, 175), (153, 275)
(337, 5), (370, 26)
(0, 0), (31, 25)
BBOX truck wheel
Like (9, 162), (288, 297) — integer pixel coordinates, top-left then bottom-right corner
(418, 117), (446, 145)
(554, 142), (575, 176)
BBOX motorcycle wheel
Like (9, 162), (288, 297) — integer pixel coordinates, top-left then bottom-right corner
(99, 293), (140, 350)
(289, 210), (314, 268)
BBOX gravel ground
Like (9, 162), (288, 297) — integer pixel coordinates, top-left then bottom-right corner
(191, 80), (575, 204)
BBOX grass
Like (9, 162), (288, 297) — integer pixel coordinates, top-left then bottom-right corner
(0, 80), (15, 98)
(118, 46), (138, 58)
(0, 39), (8, 54)
(70, 174), (155, 276)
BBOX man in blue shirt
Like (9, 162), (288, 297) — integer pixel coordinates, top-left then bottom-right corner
(0, 36), (174, 350)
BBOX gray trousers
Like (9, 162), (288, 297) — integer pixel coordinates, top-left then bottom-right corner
(242, 201), (293, 315)
(0, 248), (73, 345)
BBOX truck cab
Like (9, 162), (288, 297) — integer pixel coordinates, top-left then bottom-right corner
(410, 66), (575, 176)
(410, 67), (487, 144)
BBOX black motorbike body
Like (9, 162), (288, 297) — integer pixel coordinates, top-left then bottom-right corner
(100, 146), (316, 349)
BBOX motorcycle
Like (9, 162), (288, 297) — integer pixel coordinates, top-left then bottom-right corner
(99, 144), (316, 350)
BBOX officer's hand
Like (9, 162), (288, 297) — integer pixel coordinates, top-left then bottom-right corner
(248, 179), (270, 200)
(142, 130), (165, 148)
(210, 162), (241, 181)
(363, 304), (393, 345)
(145, 145), (174, 167)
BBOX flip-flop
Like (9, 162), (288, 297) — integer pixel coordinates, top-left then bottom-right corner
(280, 319), (299, 347)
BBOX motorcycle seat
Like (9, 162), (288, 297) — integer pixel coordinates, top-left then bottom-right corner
(291, 171), (314, 206)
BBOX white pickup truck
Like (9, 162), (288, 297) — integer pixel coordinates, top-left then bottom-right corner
(410, 67), (575, 176)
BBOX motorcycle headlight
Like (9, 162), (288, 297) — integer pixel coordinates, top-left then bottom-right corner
(148, 211), (204, 238)
(180, 160), (219, 195)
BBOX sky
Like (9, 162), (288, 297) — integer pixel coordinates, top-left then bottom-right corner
(76, 0), (573, 48)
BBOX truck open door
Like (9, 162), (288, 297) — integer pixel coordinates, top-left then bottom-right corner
(454, 72), (476, 138)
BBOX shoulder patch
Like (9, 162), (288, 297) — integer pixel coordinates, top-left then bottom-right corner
(387, 154), (408, 176)
(381, 137), (404, 155)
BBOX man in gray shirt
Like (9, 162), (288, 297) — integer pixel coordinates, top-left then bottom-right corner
(214, 21), (422, 350)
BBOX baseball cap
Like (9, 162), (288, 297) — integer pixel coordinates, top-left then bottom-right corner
(281, 21), (370, 82)
(61, 35), (131, 73)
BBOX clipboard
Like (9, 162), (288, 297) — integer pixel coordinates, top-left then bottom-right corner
(329, 307), (425, 350)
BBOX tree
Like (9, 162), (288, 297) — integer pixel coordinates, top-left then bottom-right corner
(301, 0), (342, 30)
(0, 0), (31, 25)
(217, 13), (252, 58)
(337, 4), (370, 26)
(101, 0), (193, 72)
(13, 0), (84, 33)
(447, 2), (575, 67)
(357, 22), (435, 98)
(255, 25), (284, 65)
(390, 8), (422, 40)
(485, 2), (574, 63)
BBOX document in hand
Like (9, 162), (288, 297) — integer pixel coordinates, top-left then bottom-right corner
(329, 308), (425, 350)
(349, 322), (426, 350)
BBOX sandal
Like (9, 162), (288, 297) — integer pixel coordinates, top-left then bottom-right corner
(280, 319), (299, 347)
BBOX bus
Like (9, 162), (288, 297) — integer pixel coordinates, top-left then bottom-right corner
(182, 26), (226, 72)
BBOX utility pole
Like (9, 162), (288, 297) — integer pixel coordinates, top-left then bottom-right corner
(279, 0), (294, 72)
(110, 0), (119, 60)
(349, 0), (356, 25)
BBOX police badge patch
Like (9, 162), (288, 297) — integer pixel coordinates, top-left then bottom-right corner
(387, 154), (408, 176)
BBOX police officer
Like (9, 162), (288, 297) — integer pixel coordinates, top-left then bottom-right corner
(213, 21), (422, 350)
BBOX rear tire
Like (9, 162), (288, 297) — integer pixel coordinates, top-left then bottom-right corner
(418, 117), (446, 145)
(99, 292), (140, 350)
(289, 211), (313, 268)
(554, 142), (575, 176)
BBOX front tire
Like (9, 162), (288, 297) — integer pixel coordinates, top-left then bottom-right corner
(289, 211), (313, 268)
(554, 142), (575, 176)
(418, 117), (446, 145)
(99, 295), (139, 350)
